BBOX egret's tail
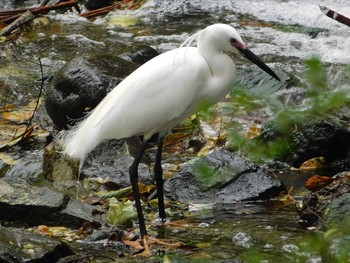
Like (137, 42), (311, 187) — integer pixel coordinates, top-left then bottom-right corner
(58, 115), (102, 163)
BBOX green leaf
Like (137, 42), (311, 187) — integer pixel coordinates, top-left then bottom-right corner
(106, 198), (137, 225)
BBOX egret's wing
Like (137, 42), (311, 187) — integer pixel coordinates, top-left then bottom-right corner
(91, 47), (211, 139)
(63, 47), (210, 159)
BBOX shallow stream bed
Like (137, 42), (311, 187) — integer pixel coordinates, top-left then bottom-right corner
(1, 0), (350, 262)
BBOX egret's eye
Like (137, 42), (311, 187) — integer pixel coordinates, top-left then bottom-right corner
(230, 38), (237, 43)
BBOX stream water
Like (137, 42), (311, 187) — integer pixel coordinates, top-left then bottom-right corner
(1, 0), (350, 262)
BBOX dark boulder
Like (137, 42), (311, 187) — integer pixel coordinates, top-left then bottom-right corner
(84, 0), (114, 10)
(260, 119), (350, 168)
(45, 54), (138, 129)
(120, 45), (159, 65)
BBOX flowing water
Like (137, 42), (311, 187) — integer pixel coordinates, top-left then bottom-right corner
(1, 0), (350, 262)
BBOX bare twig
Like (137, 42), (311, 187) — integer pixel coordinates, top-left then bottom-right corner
(0, 0), (79, 24)
(22, 58), (45, 140)
(319, 5), (350, 27)
(0, 10), (34, 36)
(80, 3), (123, 19)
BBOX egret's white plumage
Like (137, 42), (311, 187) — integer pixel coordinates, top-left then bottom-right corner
(62, 24), (245, 161)
(60, 24), (280, 250)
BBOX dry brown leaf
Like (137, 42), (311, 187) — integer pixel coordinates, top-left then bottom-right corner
(300, 157), (325, 171)
(305, 175), (335, 192)
(2, 110), (33, 122)
(245, 124), (261, 139)
(0, 153), (16, 165)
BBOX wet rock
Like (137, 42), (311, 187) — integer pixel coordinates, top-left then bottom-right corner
(0, 227), (74, 263)
(43, 142), (80, 181)
(3, 150), (43, 184)
(120, 45), (159, 65)
(0, 179), (101, 228)
(45, 54), (138, 129)
(320, 222), (350, 263)
(297, 171), (350, 229)
(164, 148), (285, 203)
(82, 138), (153, 188)
(296, 171), (350, 262)
(84, 0), (114, 10)
(260, 119), (350, 168)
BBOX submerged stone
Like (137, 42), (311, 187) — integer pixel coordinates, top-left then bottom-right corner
(0, 227), (74, 263)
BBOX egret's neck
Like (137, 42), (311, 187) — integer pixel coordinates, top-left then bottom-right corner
(197, 37), (237, 100)
(197, 39), (235, 78)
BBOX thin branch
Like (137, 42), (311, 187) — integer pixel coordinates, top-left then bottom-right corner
(319, 5), (350, 27)
(0, 0), (79, 24)
(0, 10), (34, 37)
(22, 58), (45, 140)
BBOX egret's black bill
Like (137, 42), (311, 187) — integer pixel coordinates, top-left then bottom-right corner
(237, 48), (280, 81)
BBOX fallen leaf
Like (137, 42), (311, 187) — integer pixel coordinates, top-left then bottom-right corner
(107, 14), (139, 28)
(76, 222), (93, 236)
(2, 110), (33, 122)
(268, 188), (294, 208)
(305, 175), (335, 192)
(102, 181), (121, 191)
(245, 124), (261, 139)
(300, 157), (325, 171)
(1, 104), (16, 111)
(36, 225), (82, 242)
(0, 153), (16, 165)
(106, 198), (137, 225)
(38, 225), (52, 236)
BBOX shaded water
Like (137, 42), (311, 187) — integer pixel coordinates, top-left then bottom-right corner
(163, 203), (319, 262)
(68, 201), (322, 263)
(1, 0), (350, 262)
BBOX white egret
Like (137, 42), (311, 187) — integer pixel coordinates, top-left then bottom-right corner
(61, 23), (280, 252)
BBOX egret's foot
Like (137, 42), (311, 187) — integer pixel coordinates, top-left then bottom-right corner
(154, 217), (167, 225)
(138, 235), (183, 256)
(140, 235), (151, 256)
(147, 235), (183, 247)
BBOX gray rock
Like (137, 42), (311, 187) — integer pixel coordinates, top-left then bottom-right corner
(0, 179), (100, 228)
(326, 192), (350, 228)
(0, 227), (74, 263)
(120, 45), (159, 65)
(164, 148), (285, 203)
(299, 174), (350, 263)
(3, 150), (43, 183)
(43, 142), (80, 182)
(82, 138), (153, 188)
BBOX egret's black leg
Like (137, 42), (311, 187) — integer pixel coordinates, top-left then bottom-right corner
(129, 139), (150, 238)
(154, 136), (166, 220)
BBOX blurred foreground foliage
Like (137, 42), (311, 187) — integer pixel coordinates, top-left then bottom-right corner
(228, 57), (350, 163)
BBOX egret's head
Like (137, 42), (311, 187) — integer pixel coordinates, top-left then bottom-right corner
(200, 24), (245, 55)
(200, 24), (280, 81)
